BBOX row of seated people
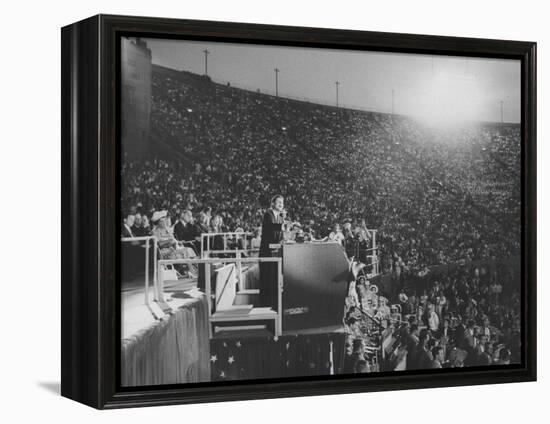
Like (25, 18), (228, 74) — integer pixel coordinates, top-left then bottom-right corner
(121, 207), (258, 280)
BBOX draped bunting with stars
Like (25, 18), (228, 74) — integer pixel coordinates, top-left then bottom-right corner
(210, 333), (346, 381)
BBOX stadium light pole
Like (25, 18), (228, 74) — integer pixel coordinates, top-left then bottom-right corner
(203, 49), (210, 76)
(335, 81), (340, 108)
(274, 68), (279, 97)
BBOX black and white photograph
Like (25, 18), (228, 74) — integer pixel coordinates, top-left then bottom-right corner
(119, 36), (523, 387)
(1, 0), (545, 418)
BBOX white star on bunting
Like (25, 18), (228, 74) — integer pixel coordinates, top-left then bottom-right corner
(210, 355), (217, 363)
(228, 356), (235, 364)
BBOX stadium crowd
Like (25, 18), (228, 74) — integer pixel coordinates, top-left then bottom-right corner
(343, 260), (521, 372)
(122, 66), (522, 370)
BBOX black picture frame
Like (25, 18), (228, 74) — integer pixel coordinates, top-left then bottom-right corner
(61, 14), (537, 409)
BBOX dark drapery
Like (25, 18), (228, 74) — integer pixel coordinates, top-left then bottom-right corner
(210, 333), (346, 381)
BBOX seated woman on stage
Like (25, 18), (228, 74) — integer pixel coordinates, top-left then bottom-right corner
(196, 212), (210, 234)
(151, 210), (197, 277)
(251, 226), (262, 249)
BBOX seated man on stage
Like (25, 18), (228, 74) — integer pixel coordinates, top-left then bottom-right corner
(173, 210), (201, 255)
(121, 213), (140, 279)
(259, 195), (287, 308)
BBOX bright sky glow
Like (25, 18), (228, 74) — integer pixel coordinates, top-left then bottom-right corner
(143, 38), (520, 125)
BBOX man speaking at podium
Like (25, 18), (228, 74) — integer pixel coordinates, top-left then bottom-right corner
(259, 195), (286, 308)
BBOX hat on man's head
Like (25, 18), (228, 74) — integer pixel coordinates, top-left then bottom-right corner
(151, 210), (167, 223)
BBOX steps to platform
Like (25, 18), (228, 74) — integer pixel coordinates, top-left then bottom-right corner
(210, 307), (279, 338)
(211, 307), (277, 322)
(233, 289), (260, 306)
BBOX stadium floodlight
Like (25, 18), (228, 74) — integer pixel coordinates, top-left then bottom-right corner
(274, 68), (280, 97)
(203, 49), (210, 76)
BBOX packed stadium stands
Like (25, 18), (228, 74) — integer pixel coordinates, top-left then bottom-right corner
(121, 65), (521, 371)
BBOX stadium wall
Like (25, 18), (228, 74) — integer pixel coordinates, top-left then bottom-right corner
(121, 37), (152, 160)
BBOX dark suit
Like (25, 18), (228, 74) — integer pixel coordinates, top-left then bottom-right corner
(195, 224), (209, 255)
(259, 209), (284, 256)
(463, 332), (478, 366)
(122, 224), (134, 238)
(174, 221), (201, 254)
(174, 221), (199, 242)
(478, 351), (492, 366)
(409, 345), (432, 370)
(454, 323), (466, 349)
(259, 209), (284, 308)
(133, 226), (150, 237)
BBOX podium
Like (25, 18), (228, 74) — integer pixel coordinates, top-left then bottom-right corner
(205, 242), (350, 338)
(280, 242), (350, 333)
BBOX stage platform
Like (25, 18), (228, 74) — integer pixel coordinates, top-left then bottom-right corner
(121, 274), (199, 339)
(121, 275), (210, 387)
(209, 330), (346, 382)
(213, 324), (344, 339)
(120, 240), (352, 386)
